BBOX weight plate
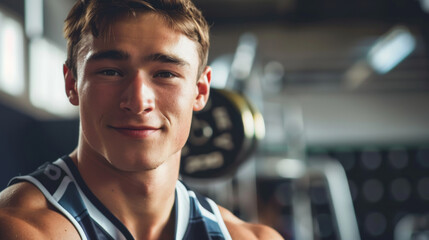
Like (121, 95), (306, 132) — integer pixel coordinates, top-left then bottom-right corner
(180, 88), (264, 179)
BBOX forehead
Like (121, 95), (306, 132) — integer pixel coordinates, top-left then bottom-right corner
(78, 13), (200, 68)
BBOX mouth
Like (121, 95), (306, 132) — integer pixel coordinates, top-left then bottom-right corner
(108, 125), (160, 138)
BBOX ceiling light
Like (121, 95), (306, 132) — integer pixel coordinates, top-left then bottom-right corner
(367, 26), (416, 74)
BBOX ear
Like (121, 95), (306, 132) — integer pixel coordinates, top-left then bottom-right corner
(193, 66), (211, 111)
(63, 64), (79, 106)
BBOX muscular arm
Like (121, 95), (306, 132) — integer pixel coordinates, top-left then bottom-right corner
(0, 182), (80, 240)
(0, 209), (46, 239)
(219, 206), (284, 240)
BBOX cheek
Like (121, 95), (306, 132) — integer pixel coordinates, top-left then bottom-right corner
(78, 82), (118, 128)
(178, 97), (196, 139)
(80, 81), (118, 107)
(173, 107), (194, 149)
(161, 88), (195, 134)
(78, 86), (102, 140)
(79, 85), (100, 119)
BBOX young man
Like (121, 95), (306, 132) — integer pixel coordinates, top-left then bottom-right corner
(0, 0), (283, 239)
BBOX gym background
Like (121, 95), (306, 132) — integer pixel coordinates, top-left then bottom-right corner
(1, 0), (429, 239)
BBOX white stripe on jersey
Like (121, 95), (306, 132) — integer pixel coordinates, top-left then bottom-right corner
(187, 191), (218, 222)
(55, 159), (128, 240)
(175, 181), (190, 240)
(207, 198), (232, 240)
(52, 176), (71, 201)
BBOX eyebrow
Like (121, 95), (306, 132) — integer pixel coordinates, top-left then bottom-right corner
(144, 53), (190, 67)
(87, 50), (131, 62)
(87, 50), (190, 67)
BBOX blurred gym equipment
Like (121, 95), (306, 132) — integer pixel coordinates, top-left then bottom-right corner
(395, 214), (429, 240)
(180, 32), (361, 240)
(180, 88), (264, 179)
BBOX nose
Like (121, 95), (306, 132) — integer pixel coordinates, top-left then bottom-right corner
(120, 71), (155, 114)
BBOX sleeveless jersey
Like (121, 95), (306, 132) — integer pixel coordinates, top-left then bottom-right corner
(9, 156), (232, 240)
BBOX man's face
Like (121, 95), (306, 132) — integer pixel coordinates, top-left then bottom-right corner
(65, 13), (210, 172)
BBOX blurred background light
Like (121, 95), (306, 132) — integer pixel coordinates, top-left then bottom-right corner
(276, 158), (306, 179)
(263, 61), (284, 94)
(230, 33), (258, 80)
(29, 38), (77, 117)
(420, 0), (429, 13)
(367, 26), (416, 74)
(25, 0), (43, 38)
(210, 54), (232, 89)
(0, 12), (25, 96)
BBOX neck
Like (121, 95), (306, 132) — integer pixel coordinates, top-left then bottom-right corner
(69, 144), (180, 240)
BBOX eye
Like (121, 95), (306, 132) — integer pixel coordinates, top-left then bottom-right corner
(154, 71), (177, 78)
(99, 69), (122, 76)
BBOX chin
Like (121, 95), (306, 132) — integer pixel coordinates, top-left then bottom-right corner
(107, 153), (165, 172)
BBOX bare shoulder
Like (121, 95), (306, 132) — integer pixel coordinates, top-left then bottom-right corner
(218, 206), (284, 240)
(0, 182), (80, 239)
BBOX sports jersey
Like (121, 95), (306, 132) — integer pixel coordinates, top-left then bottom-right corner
(9, 156), (232, 240)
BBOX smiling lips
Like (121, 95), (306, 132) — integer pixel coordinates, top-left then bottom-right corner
(109, 125), (160, 138)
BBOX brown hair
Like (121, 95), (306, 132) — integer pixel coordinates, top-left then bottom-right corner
(64, 0), (210, 77)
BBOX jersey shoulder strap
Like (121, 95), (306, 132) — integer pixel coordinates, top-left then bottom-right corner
(176, 181), (232, 240)
(9, 159), (99, 239)
(8, 157), (129, 240)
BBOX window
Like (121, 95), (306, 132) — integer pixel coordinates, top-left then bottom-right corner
(29, 38), (76, 117)
(0, 11), (25, 96)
